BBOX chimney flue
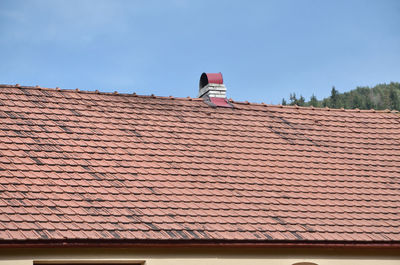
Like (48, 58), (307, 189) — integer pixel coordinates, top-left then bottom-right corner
(198, 72), (226, 98)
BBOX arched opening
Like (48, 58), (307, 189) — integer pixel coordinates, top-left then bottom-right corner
(199, 72), (223, 89)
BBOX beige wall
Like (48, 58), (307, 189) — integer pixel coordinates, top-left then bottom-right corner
(0, 246), (399, 265)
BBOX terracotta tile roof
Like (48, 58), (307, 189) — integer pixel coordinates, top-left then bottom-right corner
(0, 84), (400, 245)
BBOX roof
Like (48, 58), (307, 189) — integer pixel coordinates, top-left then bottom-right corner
(0, 84), (400, 247)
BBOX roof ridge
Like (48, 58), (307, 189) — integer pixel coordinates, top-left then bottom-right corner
(0, 83), (398, 113)
(0, 83), (203, 102)
(230, 100), (398, 113)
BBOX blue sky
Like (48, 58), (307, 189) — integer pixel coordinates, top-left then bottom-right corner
(1, 0), (399, 104)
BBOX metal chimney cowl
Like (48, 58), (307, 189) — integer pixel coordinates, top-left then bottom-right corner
(198, 72), (227, 98)
(198, 72), (233, 108)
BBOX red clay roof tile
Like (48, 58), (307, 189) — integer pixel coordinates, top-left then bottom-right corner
(0, 84), (400, 245)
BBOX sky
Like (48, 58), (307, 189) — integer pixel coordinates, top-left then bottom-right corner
(1, 0), (400, 104)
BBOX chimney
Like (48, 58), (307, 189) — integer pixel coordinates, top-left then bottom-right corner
(198, 72), (233, 108)
(198, 72), (226, 98)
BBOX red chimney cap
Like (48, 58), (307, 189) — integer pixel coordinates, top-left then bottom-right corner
(199, 72), (223, 89)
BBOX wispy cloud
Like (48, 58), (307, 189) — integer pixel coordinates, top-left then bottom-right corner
(0, 0), (131, 45)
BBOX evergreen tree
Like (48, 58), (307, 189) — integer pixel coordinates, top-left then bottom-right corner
(298, 95), (305, 106)
(352, 94), (362, 109)
(309, 94), (318, 107)
(287, 93), (306, 106)
(330, 86), (339, 108)
(389, 88), (399, 110)
(282, 82), (400, 111)
(322, 98), (329, 107)
(281, 98), (287, 105)
(289, 93), (297, 105)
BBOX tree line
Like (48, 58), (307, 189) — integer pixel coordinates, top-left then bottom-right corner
(282, 82), (400, 110)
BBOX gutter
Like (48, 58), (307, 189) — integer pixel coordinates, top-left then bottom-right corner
(0, 239), (400, 249)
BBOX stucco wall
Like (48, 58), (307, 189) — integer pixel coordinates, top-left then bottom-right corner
(0, 246), (399, 265)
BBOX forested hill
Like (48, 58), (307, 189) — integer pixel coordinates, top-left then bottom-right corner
(282, 82), (400, 111)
